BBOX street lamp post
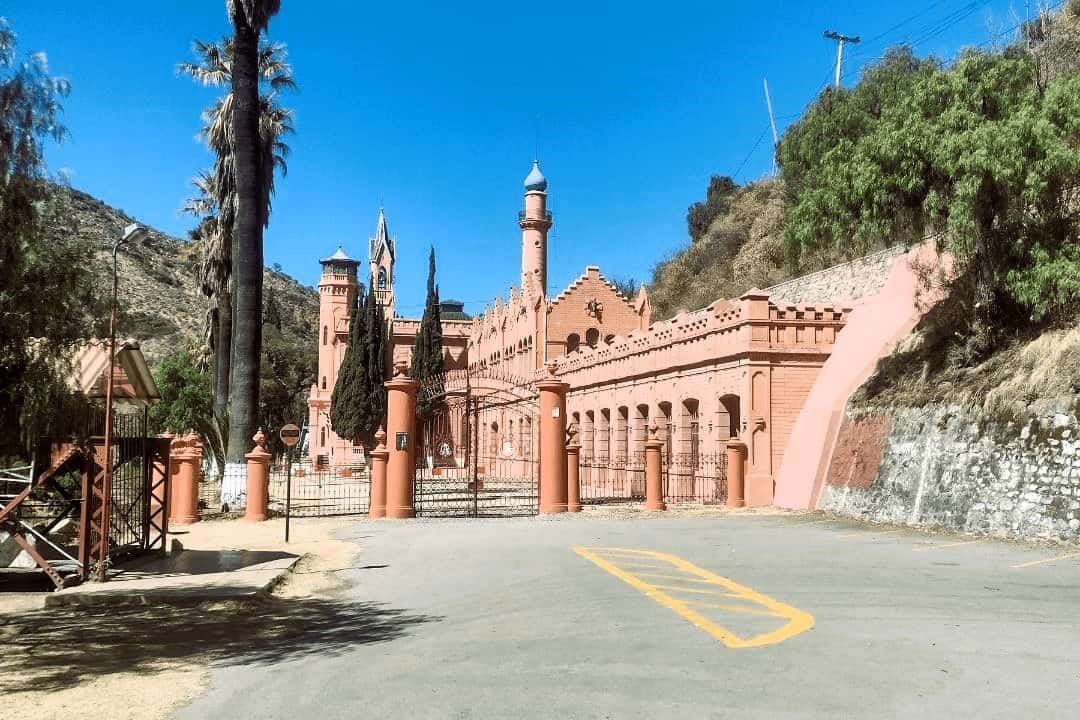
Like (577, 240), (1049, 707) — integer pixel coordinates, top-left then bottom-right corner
(96, 222), (147, 581)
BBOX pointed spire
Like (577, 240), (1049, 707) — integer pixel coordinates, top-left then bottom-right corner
(369, 206), (394, 263)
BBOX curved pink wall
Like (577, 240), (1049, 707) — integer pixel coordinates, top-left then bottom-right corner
(773, 244), (946, 509)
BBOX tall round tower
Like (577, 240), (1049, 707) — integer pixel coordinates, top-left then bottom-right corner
(518, 160), (553, 297)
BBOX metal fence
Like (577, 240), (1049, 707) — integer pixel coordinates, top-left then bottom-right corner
(579, 452), (646, 503)
(217, 462), (372, 517)
(663, 452), (728, 503)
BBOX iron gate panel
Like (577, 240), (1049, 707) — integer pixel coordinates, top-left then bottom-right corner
(414, 370), (539, 517)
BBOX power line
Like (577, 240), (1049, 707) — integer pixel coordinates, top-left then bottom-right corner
(732, 125), (770, 181)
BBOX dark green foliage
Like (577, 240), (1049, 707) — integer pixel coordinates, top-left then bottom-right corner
(0, 18), (107, 458)
(330, 288), (367, 445)
(149, 352), (214, 437)
(411, 247), (444, 416)
(330, 282), (387, 448)
(779, 38), (1080, 358)
(685, 175), (738, 242)
(260, 306), (315, 458)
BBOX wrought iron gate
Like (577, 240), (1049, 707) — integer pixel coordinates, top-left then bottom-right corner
(414, 370), (539, 517)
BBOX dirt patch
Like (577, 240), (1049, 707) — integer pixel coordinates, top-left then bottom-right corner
(1, 517), (364, 720)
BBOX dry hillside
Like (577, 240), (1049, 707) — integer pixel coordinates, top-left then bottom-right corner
(46, 185), (318, 366)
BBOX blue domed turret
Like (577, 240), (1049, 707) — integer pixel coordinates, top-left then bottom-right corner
(523, 160), (547, 192)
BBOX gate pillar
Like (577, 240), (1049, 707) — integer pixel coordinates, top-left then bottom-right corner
(168, 433), (202, 524)
(369, 427), (389, 518)
(537, 363), (569, 514)
(385, 362), (419, 519)
(245, 429), (271, 522)
(645, 426), (666, 511)
(566, 423), (582, 513)
(726, 440), (747, 508)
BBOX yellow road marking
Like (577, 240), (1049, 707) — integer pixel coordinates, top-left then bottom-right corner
(1010, 551), (1080, 569)
(681, 599), (784, 617)
(635, 572), (731, 584)
(837, 529), (903, 538)
(779, 519), (831, 528)
(573, 546), (814, 649)
(650, 584), (744, 596)
(912, 539), (980, 552)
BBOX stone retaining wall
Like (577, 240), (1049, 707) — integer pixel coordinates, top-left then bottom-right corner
(767, 245), (908, 304)
(819, 405), (1080, 541)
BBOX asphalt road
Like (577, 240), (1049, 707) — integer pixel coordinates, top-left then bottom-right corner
(176, 513), (1080, 719)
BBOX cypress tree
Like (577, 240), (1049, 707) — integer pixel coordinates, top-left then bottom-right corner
(330, 285), (368, 445)
(411, 246), (444, 415)
(364, 276), (387, 438)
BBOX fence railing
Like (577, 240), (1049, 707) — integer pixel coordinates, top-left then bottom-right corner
(663, 452), (728, 504)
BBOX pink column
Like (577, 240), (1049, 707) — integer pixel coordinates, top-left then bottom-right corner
(537, 363), (569, 514)
(245, 429), (271, 522)
(645, 425), (666, 511)
(726, 440), (747, 509)
(168, 433), (203, 524)
(369, 427), (389, 518)
(385, 362), (419, 519)
(567, 423), (582, 513)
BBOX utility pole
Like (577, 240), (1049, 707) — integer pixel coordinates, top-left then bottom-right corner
(763, 78), (779, 175)
(823, 30), (860, 87)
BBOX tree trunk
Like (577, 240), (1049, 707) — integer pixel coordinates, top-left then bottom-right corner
(213, 286), (232, 423)
(226, 14), (264, 462)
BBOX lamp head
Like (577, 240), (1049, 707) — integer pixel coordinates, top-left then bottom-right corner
(121, 223), (148, 245)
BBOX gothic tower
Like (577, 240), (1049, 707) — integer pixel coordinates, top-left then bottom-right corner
(519, 160), (553, 298)
(369, 207), (396, 319)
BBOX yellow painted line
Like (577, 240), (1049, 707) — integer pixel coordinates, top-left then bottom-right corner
(837, 529), (903, 539)
(650, 583), (744, 596)
(613, 562), (675, 571)
(635, 572), (732, 584)
(1010, 551), (1080, 569)
(912, 539), (980, 552)
(681, 599), (784, 617)
(573, 546), (814, 649)
(779, 519), (831, 528)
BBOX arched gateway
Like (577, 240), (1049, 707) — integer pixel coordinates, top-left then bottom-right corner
(414, 368), (540, 517)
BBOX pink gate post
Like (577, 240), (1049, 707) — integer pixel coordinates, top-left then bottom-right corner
(645, 425), (666, 511)
(537, 363), (569, 514)
(566, 422), (582, 513)
(385, 362), (419, 519)
(245, 429), (271, 522)
(369, 427), (389, 518)
(726, 439), (747, 509)
(168, 433), (203, 524)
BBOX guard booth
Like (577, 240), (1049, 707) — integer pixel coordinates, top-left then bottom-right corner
(0, 340), (168, 588)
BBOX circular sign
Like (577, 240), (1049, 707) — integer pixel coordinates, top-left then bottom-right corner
(437, 441), (454, 458)
(502, 441), (515, 458)
(279, 423), (302, 447)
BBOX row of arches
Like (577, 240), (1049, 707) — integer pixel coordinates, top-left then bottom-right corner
(564, 329), (615, 354)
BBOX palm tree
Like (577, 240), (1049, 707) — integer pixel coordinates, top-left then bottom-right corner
(227, 0), (283, 463)
(178, 25), (292, 463)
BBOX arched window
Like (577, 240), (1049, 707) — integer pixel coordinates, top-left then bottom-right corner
(585, 328), (600, 348)
(323, 326), (328, 346)
(320, 427), (326, 447)
(566, 333), (580, 354)
(377, 267), (388, 290)
(321, 376), (327, 390)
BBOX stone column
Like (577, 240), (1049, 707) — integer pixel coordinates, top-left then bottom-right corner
(369, 427), (389, 519)
(245, 429), (271, 522)
(566, 423), (582, 513)
(726, 439), (747, 509)
(385, 362), (419, 519)
(169, 432), (203, 524)
(645, 425), (666, 511)
(537, 363), (569, 514)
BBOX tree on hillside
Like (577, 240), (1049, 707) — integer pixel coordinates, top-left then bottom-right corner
(0, 18), (107, 458)
(686, 175), (738, 242)
(178, 33), (295, 449)
(410, 247), (444, 416)
(330, 282), (387, 449)
(779, 40), (1080, 358)
(222, 0), (283, 462)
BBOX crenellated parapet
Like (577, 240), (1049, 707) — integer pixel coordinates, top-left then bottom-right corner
(553, 288), (852, 385)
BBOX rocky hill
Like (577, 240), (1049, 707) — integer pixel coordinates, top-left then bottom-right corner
(48, 185), (318, 367)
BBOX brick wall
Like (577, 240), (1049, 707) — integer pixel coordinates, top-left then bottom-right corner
(768, 245), (907, 304)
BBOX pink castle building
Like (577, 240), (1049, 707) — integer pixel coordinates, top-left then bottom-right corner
(308, 161), (924, 507)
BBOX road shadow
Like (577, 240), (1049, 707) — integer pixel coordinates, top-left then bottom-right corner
(0, 595), (440, 693)
(118, 548), (297, 577)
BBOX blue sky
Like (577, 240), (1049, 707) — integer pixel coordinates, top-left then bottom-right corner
(9, 1), (1038, 317)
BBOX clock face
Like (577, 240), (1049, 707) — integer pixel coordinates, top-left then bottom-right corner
(437, 441), (453, 458)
